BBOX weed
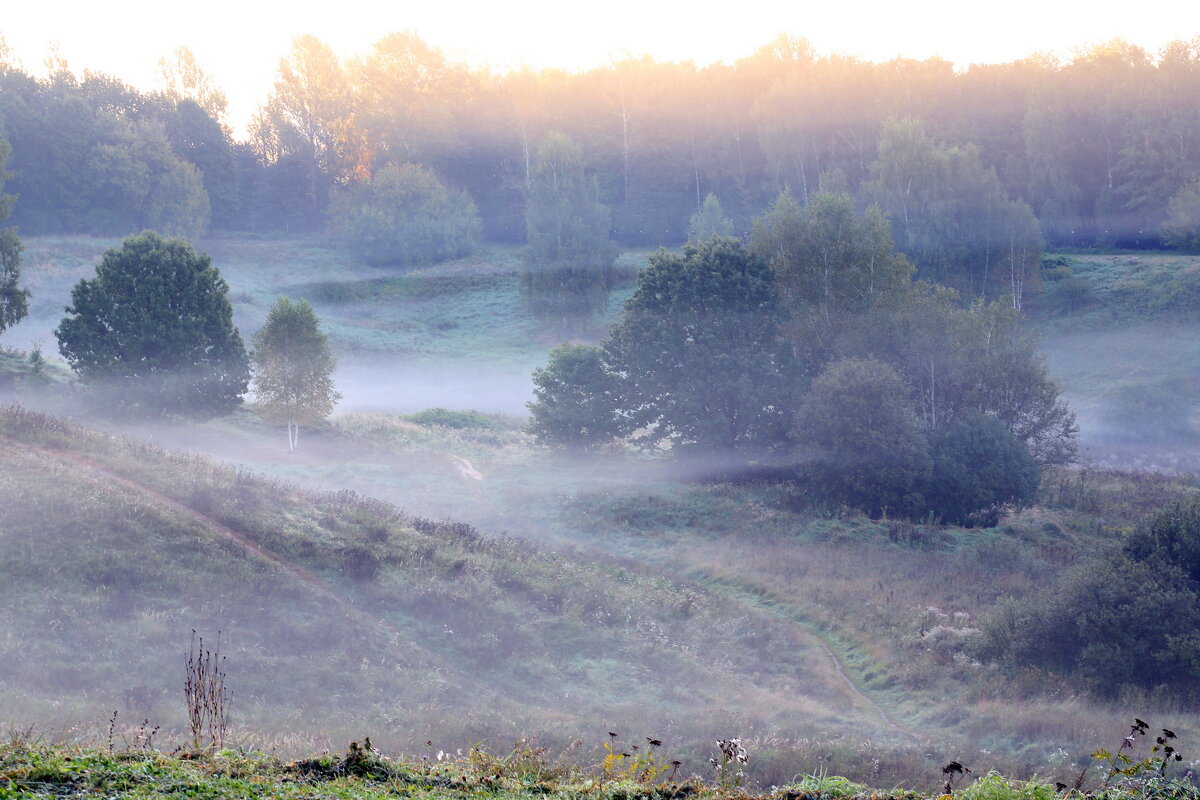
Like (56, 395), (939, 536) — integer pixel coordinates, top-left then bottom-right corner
(711, 738), (749, 789)
(184, 631), (229, 752)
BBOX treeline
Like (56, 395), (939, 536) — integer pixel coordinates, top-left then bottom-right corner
(4, 36), (1200, 261)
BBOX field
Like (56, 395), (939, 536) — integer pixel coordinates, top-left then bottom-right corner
(4, 238), (1200, 790)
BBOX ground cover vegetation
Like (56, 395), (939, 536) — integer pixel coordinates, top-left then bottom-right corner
(5, 29), (1200, 795)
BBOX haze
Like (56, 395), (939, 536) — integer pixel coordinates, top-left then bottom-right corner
(5, 0), (1200, 133)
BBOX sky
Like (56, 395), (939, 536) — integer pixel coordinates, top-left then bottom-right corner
(3, 0), (1200, 135)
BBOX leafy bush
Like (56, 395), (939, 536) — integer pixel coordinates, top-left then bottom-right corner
(404, 407), (496, 429)
(796, 357), (931, 518)
(328, 162), (481, 267)
(978, 498), (1200, 694)
(925, 413), (1040, 527)
(526, 343), (622, 452)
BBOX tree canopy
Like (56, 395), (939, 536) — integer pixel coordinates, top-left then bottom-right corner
(526, 343), (623, 453)
(327, 162), (481, 266)
(521, 132), (617, 332)
(604, 236), (791, 455)
(54, 231), (249, 417)
(0, 138), (28, 338)
(251, 298), (340, 450)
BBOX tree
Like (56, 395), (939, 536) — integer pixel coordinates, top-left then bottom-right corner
(327, 162), (481, 266)
(924, 412), (1040, 526)
(1163, 177), (1200, 251)
(687, 193), (735, 242)
(604, 236), (791, 455)
(522, 132), (617, 333)
(841, 285), (1077, 467)
(251, 298), (340, 451)
(866, 119), (1043, 307)
(0, 139), (28, 337)
(158, 46), (229, 124)
(751, 191), (912, 367)
(978, 498), (1200, 694)
(526, 344), (622, 452)
(795, 357), (931, 517)
(55, 231), (249, 417)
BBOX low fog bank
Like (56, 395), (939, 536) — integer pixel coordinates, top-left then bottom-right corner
(332, 357), (536, 415)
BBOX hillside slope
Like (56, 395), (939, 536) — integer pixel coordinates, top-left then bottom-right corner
(0, 405), (882, 771)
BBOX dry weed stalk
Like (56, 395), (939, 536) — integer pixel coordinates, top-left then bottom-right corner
(184, 630), (230, 751)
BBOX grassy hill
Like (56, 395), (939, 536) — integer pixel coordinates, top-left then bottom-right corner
(6, 238), (1200, 787)
(0, 404), (944, 786)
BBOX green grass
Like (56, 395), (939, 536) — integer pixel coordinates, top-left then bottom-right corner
(0, 742), (1193, 800)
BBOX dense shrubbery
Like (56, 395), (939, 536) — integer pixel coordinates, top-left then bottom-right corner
(796, 358), (931, 518)
(528, 197), (1072, 525)
(328, 162), (481, 266)
(978, 498), (1200, 692)
(526, 344), (623, 452)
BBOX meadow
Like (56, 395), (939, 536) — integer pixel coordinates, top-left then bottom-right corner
(4, 237), (1200, 791)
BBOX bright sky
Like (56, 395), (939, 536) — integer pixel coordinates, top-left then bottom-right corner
(4, 0), (1200, 136)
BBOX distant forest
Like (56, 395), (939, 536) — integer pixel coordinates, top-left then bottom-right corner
(2, 34), (1199, 253)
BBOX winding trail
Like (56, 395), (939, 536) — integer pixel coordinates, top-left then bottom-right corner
(439, 454), (915, 740)
(7, 440), (433, 658)
(684, 569), (915, 739)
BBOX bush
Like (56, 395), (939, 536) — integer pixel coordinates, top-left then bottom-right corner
(924, 413), (1040, 526)
(328, 163), (481, 267)
(404, 407), (495, 429)
(796, 357), (931, 518)
(526, 343), (622, 452)
(978, 498), (1200, 694)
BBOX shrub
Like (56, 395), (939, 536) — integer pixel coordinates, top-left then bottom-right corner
(924, 413), (1040, 527)
(796, 357), (931, 518)
(328, 163), (481, 267)
(526, 343), (622, 452)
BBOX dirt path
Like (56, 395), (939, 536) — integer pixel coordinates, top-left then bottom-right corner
(10, 440), (430, 655)
(682, 569), (916, 739)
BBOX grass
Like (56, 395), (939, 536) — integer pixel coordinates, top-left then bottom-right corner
(8, 238), (1200, 787)
(0, 740), (1196, 800)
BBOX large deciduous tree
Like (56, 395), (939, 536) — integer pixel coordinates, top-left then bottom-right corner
(526, 343), (622, 452)
(521, 132), (617, 333)
(0, 139), (28, 338)
(251, 298), (340, 451)
(55, 231), (249, 417)
(604, 236), (791, 455)
(751, 191), (912, 367)
(866, 119), (1043, 307)
(796, 357), (931, 518)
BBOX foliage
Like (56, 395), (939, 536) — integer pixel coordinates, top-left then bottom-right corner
(54, 232), (249, 417)
(978, 498), (1200, 693)
(796, 357), (931, 518)
(403, 407), (497, 429)
(251, 297), (340, 450)
(328, 162), (481, 266)
(521, 132), (617, 332)
(751, 190), (912, 366)
(688, 193), (735, 242)
(1163, 178), (1200, 252)
(865, 120), (1043, 306)
(527, 343), (622, 451)
(845, 286), (1077, 467)
(604, 236), (791, 454)
(0, 138), (28, 337)
(924, 413), (1040, 527)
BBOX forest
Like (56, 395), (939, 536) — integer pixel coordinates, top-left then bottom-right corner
(2, 34), (1200, 266)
